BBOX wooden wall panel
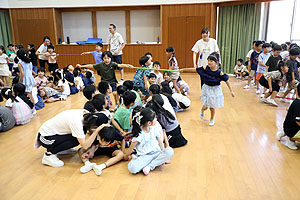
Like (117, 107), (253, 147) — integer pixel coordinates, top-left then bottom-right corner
(9, 8), (56, 50)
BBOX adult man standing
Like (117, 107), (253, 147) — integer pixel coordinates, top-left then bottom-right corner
(107, 24), (126, 84)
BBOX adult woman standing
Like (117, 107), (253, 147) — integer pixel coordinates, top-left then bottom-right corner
(36, 36), (51, 70)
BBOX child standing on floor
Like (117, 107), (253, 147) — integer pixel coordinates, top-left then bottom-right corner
(0, 45), (10, 86)
(27, 44), (38, 75)
(45, 45), (58, 75)
(256, 43), (271, 94)
(166, 46), (181, 93)
(132, 56), (151, 97)
(17, 48), (36, 103)
(244, 40), (263, 89)
(181, 52), (235, 126)
(81, 42), (103, 64)
(276, 84), (300, 150)
(125, 107), (174, 175)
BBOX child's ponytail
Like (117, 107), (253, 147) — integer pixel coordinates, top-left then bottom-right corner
(17, 48), (31, 63)
(132, 107), (156, 137)
(1, 88), (17, 102)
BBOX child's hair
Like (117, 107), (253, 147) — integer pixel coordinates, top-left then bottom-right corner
(277, 61), (288, 77)
(285, 41), (291, 46)
(15, 44), (24, 50)
(149, 84), (161, 94)
(47, 44), (55, 50)
(273, 44), (282, 51)
(28, 44), (35, 49)
(92, 94), (106, 111)
(54, 69), (65, 84)
(12, 76), (20, 85)
(98, 81), (109, 95)
(17, 48), (30, 63)
(13, 83), (26, 97)
(146, 94), (175, 124)
(201, 27), (210, 34)
(290, 43), (298, 49)
(102, 51), (113, 60)
(132, 107), (156, 137)
(144, 52), (152, 57)
(0, 45), (6, 54)
(123, 80), (134, 90)
(7, 44), (14, 48)
(83, 85), (96, 100)
(139, 56), (150, 66)
(280, 43), (288, 51)
(37, 67), (46, 74)
(43, 36), (51, 42)
(255, 40), (263, 47)
(123, 91), (136, 106)
(148, 73), (157, 79)
(166, 46), (175, 57)
(83, 113), (111, 133)
(109, 24), (116, 30)
(163, 71), (171, 77)
(96, 42), (103, 48)
(237, 58), (243, 63)
(85, 71), (92, 79)
(262, 43), (271, 49)
(117, 85), (127, 97)
(160, 82), (173, 96)
(289, 47), (300, 56)
(252, 40), (257, 45)
(99, 126), (115, 143)
(207, 51), (220, 63)
(1, 88), (17, 102)
(73, 68), (79, 77)
(153, 61), (161, 67)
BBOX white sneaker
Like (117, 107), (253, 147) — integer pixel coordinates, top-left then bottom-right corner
(80, 162), (96, 174)
(118, 79), (124, 84)
(260, 93), (265, 98)
(209, 119), (215, 126)
(243, 85), (250, 89)
(286, 137), (298, 150)
(267, 99), (278, 106)
(42, 153), (64, 167)
(256, 89), (260, 94)
(57, 148), (78, 155)
(260, 98), (267, 103)
(280, 98), (290, 103)
(276, 130), (285, 141)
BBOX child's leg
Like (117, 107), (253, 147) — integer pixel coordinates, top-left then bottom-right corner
(200, 105), (208, 119)
(282, 89), (292, 98)
(120, 69), (124, 80)
(112, 91), (118, 107)
(172, 79), (181, 93)
(144, 147), (174, 173)
(270, 91), (278, 100)
(209, 108), (215, 120)
(264, 92), (272, 99)
(105, 150), (124, 167)
(128, 153), (158, 174)
(46, 97), (60, 103)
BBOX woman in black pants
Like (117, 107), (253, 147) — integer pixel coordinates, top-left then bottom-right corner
(36, 36), (51, 71)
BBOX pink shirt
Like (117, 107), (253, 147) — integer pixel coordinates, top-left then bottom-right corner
(48, 53), (57, 64)
(35, 76), (48, 88)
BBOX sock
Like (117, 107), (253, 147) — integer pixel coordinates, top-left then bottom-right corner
(84, 161), (91, 165)
(98, 163), (106, 170)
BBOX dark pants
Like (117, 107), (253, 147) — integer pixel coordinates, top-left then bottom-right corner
(39, 59), (49, 70)
(112, 55), (122, 64)
(259, 76), (280, 92)
(48, 63), (58, 74)
(38, 133), (79, 154)
(166, 125), (188, 148)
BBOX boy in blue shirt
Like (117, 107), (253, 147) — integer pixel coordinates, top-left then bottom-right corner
(81, 42), (103, 64)
(244, 40), (263, 89)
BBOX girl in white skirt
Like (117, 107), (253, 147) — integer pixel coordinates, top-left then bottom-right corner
(0, 45), (10, 86)
(181, 52), (235, 126)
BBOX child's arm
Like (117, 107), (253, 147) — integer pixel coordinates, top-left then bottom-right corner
(248, 60), (252, 72)
(76, 64), (94, 69)
(169, 60), (174, 70)
(118, 63), (134, 68)
(157, 133), (165, 150)
(163, 130), (169, 148)
(180, 68), (197, 73)
(111, 118), (125, 135)
(121, 139), (125, 153)
(124, 141), (137, 160)
(18, 63), (24, 82)
(259, 62), (268, 72)
(129, 112), (133, 126)
(77, 124), (109, 149)
(193, 52), (198, 68)
(225, 80), (235, 97)
(81, 51), (92, 55)
(291, 71), (296, 84)
(143, 75), (148, 90)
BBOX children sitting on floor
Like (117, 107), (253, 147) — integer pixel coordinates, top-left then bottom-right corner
(83, 85), (96, 113)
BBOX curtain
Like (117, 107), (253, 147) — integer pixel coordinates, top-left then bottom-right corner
(0, 11), (12, 49)
(217, 3), (261, 73)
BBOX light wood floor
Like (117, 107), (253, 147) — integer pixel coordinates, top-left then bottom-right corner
(0, 73), (299, 200)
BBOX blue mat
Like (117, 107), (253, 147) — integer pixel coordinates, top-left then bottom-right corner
(76, 38), (102, 45)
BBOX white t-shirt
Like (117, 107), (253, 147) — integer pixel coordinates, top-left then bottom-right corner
(246, 49), (254, 59)
(234, 64), (247, 72)
(37, 44), (48, 60)
(38, 109), (87, 138)
(172, 93), (191, 107)
(160, 94), (176, 117)
(107, 32), (125, 55)
(58, 79), (70, 96)
(280, 51), (289, 61)
(132, 123), (161, 155)
(191, 38), (219, 67)
(151, 71), (163, 85)
(0, 54), (8, 63)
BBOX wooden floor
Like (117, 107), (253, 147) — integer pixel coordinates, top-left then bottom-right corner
(0, 73), (299, 200)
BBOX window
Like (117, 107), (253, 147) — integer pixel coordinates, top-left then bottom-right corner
(291, 0), (300, 41)
(62, 12), (93, 42)
(130, 9), (160, 43)
(96, 11), (126, 43)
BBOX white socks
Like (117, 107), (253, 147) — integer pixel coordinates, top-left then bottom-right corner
(92, 163), (107, 176)
(80, 161), (96, 173)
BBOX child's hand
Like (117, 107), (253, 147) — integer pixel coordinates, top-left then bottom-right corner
(231, 91), (235, 97)
(292, 80), (296, 85)
(144, 84), (148, 90)
(269, 88), (273, 93)
(45, 52), (50, 57)
(76, 64), (82, 68)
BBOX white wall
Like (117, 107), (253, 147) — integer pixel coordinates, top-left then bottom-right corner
(0, 0), (9, 8)
(5, 0), (233, 8)
(130, 10), (160, 43)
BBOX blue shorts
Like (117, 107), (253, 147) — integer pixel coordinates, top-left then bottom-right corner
(110, 83), (117, 92)
(112, 55), (123, 70)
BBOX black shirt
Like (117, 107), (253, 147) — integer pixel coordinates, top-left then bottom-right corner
(284, 99), (300, 137)
(266, 55), (282, 72)
(84, 101), (95, 113)
(29, 49), (38, 66)
(286, 60), (299, 82)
